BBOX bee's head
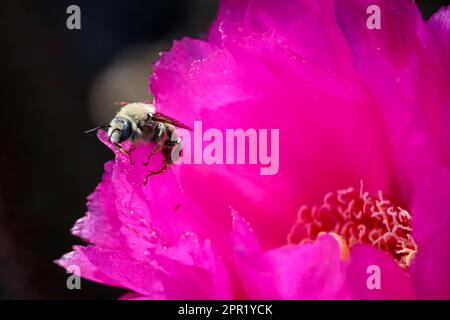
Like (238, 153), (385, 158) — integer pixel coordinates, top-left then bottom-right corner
(108, 117), (132, 143)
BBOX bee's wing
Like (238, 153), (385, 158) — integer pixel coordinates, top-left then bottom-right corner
(152, 112), (192, 130)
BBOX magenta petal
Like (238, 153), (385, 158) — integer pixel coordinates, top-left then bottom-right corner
(260, 237), (347, 299)
(232, 218), (347, 299)
(151, 38), (251, 126)
(154, 233), (233, 299)
(335, 0), (448, 200)
(97, 130), (228, 250)
(247, 0), (356, 73)
(428, 6), (450, 79)
(59, 130), (233, 299)
(411, 167), (450, 299)
(231, 212), (262, 256)
(428, 7), (450, 164)
(210, 0), (355, 74)
(344, 245), (415, 299)
(62, 246), (162, 296)
(55, 247), (120, 287)
(59, 239), (232, 299)
(71, 161), (128, 250)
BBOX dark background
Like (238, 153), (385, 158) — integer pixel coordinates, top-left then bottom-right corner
(0, 0), (447, 299)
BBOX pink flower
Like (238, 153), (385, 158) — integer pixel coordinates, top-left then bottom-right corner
(58, 0), (450, 299)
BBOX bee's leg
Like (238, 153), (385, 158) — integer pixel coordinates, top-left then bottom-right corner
(167, 140), (182, 163)
(143, 146), (173, 185)
(128, 145), (137, 165)
(114, 143), (128, 155)
(143, 142), (163, 166)
(143, 123), (165, 165)
(143, 162), (171, 185)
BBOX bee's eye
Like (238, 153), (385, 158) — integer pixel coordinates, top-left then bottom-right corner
(120, 120), (131, 141)
(109, 118), (131, 143)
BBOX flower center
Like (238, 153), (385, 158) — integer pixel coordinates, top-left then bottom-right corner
(287, 182), (417, 269)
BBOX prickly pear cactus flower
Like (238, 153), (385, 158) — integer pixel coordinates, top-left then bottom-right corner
(58, 0), (450, 299)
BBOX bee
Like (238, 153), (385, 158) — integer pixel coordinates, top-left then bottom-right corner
(86, 102), (190, 183)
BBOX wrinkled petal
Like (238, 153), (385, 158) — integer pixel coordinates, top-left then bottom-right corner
(210, 0), (356, 75)
(71, 161), (129, 250)
(59, 235), (232, 299)
(57, 246), (158, 295)
(56, 247), (121, 288)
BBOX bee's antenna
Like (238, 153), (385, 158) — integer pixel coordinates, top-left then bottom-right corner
(84, 125), (109, 134)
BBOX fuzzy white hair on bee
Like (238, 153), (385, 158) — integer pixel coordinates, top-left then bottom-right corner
(107, 102), (156, 144)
